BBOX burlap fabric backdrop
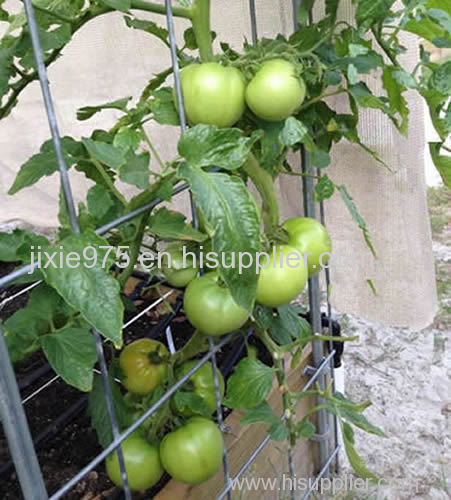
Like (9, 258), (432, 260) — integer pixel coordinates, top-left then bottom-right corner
(0, 0), (437, 329)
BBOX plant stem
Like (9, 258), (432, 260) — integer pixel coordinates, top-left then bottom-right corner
(191, 0), (214, 61)
(91, 159), (128, 206)
(298, 88), (346, 111)
(243, 153), (280, 232)
(131, 0), (192, 19)
(140, 126), (167, 173)
(119, 214), (148, 289)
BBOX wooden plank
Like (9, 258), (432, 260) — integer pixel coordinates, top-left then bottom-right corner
(157, 347), (319, 500)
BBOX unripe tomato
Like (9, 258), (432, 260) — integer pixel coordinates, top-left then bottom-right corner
(160, 417), (223, 484)
(105, 435), (163, 491)
(183, 272), (249, 336)
(245, 59), (306, 121)
(173, 361), (225, 416)
(283, 217), (332, 277)
(256, 245), (307, 307)
(119, 339), (169, 396)
(161, 243), (198, 288)
(177, 63), (246, 128)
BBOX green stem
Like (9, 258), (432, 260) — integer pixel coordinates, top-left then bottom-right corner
(119, 214), (148, 289)
(131, 0), (192, 19)
(140, 126), (167, 173)
(91, 159), (127, 206)
(298, 88), (346, 111)
(173, 330), (210, 366)
(191, 0), (214, 61)
(243, 153), (280, 232)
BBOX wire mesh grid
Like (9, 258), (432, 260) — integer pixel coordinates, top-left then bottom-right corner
(0, 0), (340, 499)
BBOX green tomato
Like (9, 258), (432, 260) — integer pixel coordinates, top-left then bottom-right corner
(283, 217), (332, 277)
(161, 243), (198, 288)
(245, 59), (306, 121)
(160, 417), (223, 484)
(183, 272), (249, 336)
(105, 435), (163, 491)
(256, 244), (308, 308)
(119, 339), (169, 396)
(177, 63), (246, 128)
(173, 361), (225, 416)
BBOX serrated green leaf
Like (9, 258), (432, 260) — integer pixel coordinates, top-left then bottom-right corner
(224, 358), (275, 409)
(403, 17), (445, 41)
(151, 87), (179, 125)
(337, 184), (376, 257)
(87, 184), (117, 222)
(119, 151), (150, 190)
(40, 327), (97, 391)
(178, 124), (255, 171)
(100, 0), (130, 12)
(82, 138), (126, 170)
(278, 304), (312, 340)
(296, 420), (316, 438)
(429, 142), (451, 187)
(183, 27), (197, 49)
(240, 401), (277, 425)
(280, 117), (314, 150)
(178, 164), (261, 311)
(381, 68), (409, 135)
(8, 137), (83, 194)
(355, 0), (395, 25)
(41, 231), (124, 346)
(3, 284), (73, 363)
(148, 207), (207, 242)
(311, 149), (331, 168)
(0, 229), (49, 262)
(77, 97), (131, 121)
(315, 174), (335, 201)
(172, 391), (212, 417)
(269, 421), (289, 441)
(430, 60), (451, 95)
(124, 15), (168, 44)
(113, 126), (143, 152)
(341, 422), (379, 480)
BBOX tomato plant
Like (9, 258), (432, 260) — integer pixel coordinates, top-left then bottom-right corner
(245, 59), (306, 121)
(183, 272), (250, 336)
(160, 417), (223, 484)
(283, 217), (332, 277)
(178, 63), (246, 128)
(119, 339), (169, 396)
(105, 434), (163, 491)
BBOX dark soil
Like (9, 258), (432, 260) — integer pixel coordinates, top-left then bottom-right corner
(0, 264), (265, 499)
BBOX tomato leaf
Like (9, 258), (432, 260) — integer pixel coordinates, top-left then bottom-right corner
(381, 68), (409, 135)
(224, 357), (275, 409)
(355, 0), (395, 25)
(178, 124), (255, 171)
(341, 422), (379, 480)
(148, 207), (207, 242)
(82, 138), (126, 171)
(429, 142), (451, 187)
(124, 16), (168, 45)
(3, 284), (73, 363)
(178, 164), (261, 311)
(296, 420), (316, 439)
(40, 231), (124, 347)
(113, 127), (143, 152)
(8, 137), (83, 195)
(280, 117), (315, 151)
(336, 184), (376, 258)
(172, 391), (212, 417)
(0, 229), (49, 263)
(77, 97), (131, 121)
(40, 326), (97, 392)
(151, 87), (180, 125)
(315, 174), (335, 201)
(240, 401), (288, 442)
(100, 0), (131, 12)
(119, 151), (150, 190)
(429, 60), (451, 95)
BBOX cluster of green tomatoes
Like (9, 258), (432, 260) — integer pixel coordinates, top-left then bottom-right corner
(105, 59), (332, 491)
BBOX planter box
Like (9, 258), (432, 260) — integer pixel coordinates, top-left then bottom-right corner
(157, 348), (319, 499)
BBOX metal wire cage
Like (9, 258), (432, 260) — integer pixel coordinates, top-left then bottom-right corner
(0, 1), (340, 499)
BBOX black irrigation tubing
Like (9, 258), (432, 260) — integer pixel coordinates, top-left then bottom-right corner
(0, 396), (88, 478)
(18, 363), (53, 391)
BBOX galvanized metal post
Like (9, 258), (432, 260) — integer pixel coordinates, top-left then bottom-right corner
(0, 326), (48, 499)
